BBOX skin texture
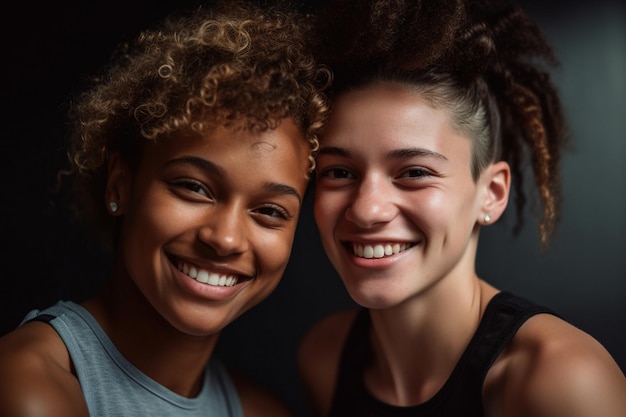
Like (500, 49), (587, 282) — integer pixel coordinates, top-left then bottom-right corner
(0, 119), (309, 417)
(298, 83), (626, 417)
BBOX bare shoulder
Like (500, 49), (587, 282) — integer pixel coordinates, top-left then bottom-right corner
(0, 321), (89, 417)
(228, 367), (295, 417)
(485, 313), (626, 417)
(297, 308), (360, 417)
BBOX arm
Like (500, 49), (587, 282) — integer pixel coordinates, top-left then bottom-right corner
(489, 314), (626, 417)
(0, 322), (89, 417)
(297, 309), (358, 417)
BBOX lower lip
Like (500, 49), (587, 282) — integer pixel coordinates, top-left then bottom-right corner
(174, 266), (249, 301)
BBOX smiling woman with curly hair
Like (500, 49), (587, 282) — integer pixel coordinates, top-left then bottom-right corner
(0, 1), (329, 416)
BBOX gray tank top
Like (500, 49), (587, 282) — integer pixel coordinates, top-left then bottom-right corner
(21, 301), (244, 417)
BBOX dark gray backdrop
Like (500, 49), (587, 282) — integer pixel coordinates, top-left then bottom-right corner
(2, 1), (624, 416)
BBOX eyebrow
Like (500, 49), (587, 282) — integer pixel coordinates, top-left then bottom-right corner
(166, 155), (226, 177)
(317, 146), (447, 161)
(388, 148), (448, 161)
(166, 156), (302, 203)
(262, 182), (302, 204)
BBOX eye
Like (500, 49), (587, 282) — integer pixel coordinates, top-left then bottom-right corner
(252, 203), (293, 229)
(171, 179), (213, 199)
(318, 167), (355, 180)
(255, 204), (290, 220)
(399, 167), (433, 179)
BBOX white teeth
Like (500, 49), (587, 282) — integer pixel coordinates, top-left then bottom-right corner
(373, 245), (385, 258)
(208, 273), (219, 286)
(196, 270), (209, 283)
(176, 260), (238, 287)
(352, 242), (412, 259)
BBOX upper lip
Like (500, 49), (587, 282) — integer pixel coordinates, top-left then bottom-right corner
(340, 235), (417, 245)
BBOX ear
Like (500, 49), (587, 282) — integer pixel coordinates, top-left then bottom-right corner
(105, 153), (131, 216)
(479, 161), (510, 225)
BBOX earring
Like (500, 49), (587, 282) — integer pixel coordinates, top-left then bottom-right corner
(484, 214), (491, 223)
(109, 201), (119, 213)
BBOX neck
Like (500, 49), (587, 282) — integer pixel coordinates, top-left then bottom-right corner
(365, 276), (496, 406)
(82, 271), (219, 398)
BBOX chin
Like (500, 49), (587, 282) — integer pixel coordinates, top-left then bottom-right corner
(343, 282), (402, 310)
(166, 306), (239, 337)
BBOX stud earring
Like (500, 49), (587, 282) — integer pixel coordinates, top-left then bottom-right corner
(484, 214), (491, 223)
(109, 201), (119, 213)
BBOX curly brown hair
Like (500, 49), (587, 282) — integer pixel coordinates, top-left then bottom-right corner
(63, 0), (330, 249)
(315, 0), (568, 247)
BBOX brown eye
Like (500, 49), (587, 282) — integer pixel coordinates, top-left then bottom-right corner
(400, 168), (431, 178)
(171, 179), (212, 199)
(320, 167), (354, 179)
(255, 205), (289, 220)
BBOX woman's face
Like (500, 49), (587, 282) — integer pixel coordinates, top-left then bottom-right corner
(112, 118), (309, 336)
(314, 83), (492, 309)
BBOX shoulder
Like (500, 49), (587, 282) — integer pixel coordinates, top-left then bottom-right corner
(298, 308), (361, 377)
(228, 368), (295, 417)
(0, 321), (89, 417)
(297, 308), (361, 417)
(485, 313), (626, 417)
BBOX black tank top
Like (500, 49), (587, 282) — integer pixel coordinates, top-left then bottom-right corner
(328, 292), (557, 417)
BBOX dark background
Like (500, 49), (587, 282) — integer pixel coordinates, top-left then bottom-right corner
(2, 1), (624, 416)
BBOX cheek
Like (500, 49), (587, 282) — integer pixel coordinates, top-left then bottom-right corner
(255, 227), (297, 273)
(405, 189), (447, 224)
(402, 190), (463, 242)
(313, 189), (338, 231)
(412, 188), (477, 237)
(119, 188), (188, 271)
(119, 204), (164, 268)
(313, 201), (331, 244)
(313, 197), (324, 228)
(127, 193), (183, 240)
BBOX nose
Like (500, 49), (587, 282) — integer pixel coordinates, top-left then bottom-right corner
(198, 205), (249, 256)
(345, 175), (397, 228)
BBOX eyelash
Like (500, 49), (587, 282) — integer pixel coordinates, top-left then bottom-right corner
(318, 167), (355, 180)
(173, 179), (211, 197)
(399, 167), (433, 178)
(255, 204), (290, 220)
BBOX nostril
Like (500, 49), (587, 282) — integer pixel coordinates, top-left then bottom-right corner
(197, 218), (249, 255)
(344, 199), (397, 229)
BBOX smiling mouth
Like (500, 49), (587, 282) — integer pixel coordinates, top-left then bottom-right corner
(176, 259), (242, 287)
(351, 242), (413, 259)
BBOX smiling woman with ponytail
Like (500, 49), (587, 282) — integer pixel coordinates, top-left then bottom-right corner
(298, 1), (626, 416)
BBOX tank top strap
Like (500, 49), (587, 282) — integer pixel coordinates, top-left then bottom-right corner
(424, 291), (558, 416)
(467, 291), (558, 380)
